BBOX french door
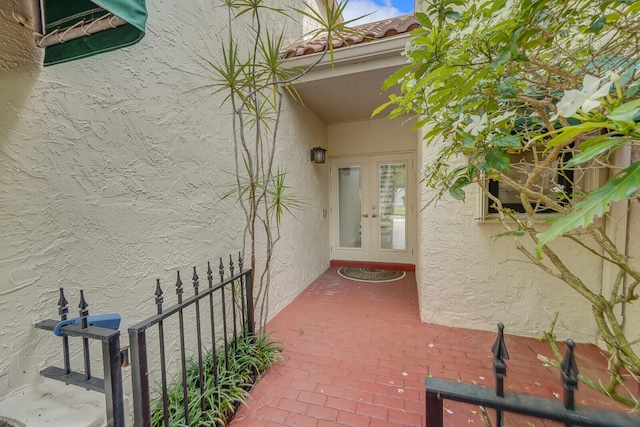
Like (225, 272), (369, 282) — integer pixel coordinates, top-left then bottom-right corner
(330, 153), (415, 264)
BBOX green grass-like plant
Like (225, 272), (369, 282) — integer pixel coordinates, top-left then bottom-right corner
(150, 333), (280, 426)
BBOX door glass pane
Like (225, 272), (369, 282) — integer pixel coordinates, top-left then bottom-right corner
(338, 166), (362, 248)
(378, 162), (406, 250)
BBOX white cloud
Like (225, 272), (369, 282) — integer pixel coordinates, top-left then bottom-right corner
(342, 0), (404, 26)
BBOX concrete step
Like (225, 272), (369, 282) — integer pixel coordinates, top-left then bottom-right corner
(0, 378), (105, 427)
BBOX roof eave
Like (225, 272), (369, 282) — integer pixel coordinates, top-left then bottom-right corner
(284, 32), (412, 84)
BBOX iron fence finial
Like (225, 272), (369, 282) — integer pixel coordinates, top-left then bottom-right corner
(79, 290), (89, 327)
(192, 266), (199, 295)
(229, 254), (234, 277)
(491, 322), (510, 362)
(58, 288), (68, 319)
(561, 339), (579, 410)
(207, 261), (213, 288)
(155, 279), (164, 314)
(492, 322), (509, 400)
(238, 252), (243, 272)
(219, 257), (225, 282)
(176, 271), (183, 304)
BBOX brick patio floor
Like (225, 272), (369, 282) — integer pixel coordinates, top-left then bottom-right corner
(231, 268), (637, 427)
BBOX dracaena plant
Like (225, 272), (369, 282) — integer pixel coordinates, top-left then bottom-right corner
(202, 0), (363, 331)
(377, 0), (640, 407)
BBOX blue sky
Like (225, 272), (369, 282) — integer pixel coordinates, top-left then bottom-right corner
(342, 0), (414, 25)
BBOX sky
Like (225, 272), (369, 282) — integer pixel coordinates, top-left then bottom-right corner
(342, 0), (414, 26)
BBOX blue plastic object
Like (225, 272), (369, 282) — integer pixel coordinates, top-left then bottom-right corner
(54, 313), (121, 337)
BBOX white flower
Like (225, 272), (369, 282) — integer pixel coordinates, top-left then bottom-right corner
(552, 75), (611, 120)
(464, 114), (487, 136)
(608, 71), (620, 85)
(493, 110), (515, 123)
(452, 114), (465, 129)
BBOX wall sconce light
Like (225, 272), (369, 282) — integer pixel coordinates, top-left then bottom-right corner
(310, 146), (326, 164)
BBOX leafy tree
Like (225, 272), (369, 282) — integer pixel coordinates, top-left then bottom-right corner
(205, 0), (360, 330)
(377, 0), (640, 407)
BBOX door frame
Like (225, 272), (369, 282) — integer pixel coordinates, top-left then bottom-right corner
(329, 152), (416, 265)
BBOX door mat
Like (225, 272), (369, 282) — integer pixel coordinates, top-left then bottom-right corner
(337, 267), (405, 283)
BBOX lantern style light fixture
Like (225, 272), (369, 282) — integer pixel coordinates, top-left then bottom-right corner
(310, 146), (327, 164)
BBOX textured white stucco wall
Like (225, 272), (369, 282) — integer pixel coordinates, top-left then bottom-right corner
(416, 133), (602, 340)
(0, 0), (329, 402)
(624, 157), (640, 353)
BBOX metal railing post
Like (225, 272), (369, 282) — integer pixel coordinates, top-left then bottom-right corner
(58, 288), (71, 374)
(102, 331), (124, 427)
(561, 339), (579, 427)
(491, 322), (510, 427)
(245, 269), (255, 336)
(129, 328), (151, 427)
(79, 290), (92, 380)
(425, 390), (444, 427)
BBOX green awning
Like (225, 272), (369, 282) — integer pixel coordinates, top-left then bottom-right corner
(40, 0), (147, 66)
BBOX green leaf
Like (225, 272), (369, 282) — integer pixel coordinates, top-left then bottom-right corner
(449, 176), (471, 201)
(491, 135), (522, 148)
(449, 186), (466, 201)
(535, 162), (640, 258)
(589, 16), (606, 33)
(444, 10), (462, 20)
(565, 137), (630, 168)
(544, 122), (610, 147)
(485, 148), (511, 171)
(371, 100), (395, 118)
(623, 84), (639, 98)
(497, 76), (518, 98)
(608, 99), (640, 125)
(492, 50), (511, 69)
(381, 63), (417, 92)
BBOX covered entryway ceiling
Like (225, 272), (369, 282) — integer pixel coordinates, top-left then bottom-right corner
(283, 15), (418, 125)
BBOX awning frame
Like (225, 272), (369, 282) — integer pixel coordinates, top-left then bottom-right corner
(31, 0), (147, 66)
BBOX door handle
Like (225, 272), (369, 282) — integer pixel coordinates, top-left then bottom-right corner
(371, 214), (378, 218)
(362, 213), (368, 218)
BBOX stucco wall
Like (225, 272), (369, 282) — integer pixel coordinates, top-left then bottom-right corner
(416, 133), (601, 340)
(624, 152), (640, 353)
(0, 0), (328, 401)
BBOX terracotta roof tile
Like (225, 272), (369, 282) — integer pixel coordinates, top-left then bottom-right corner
(281, 13), (419, 58)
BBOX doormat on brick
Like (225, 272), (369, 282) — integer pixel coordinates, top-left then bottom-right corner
(337, 267), (405, 283)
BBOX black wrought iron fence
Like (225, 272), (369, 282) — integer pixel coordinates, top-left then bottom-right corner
(425, 323), (639, 427)
(128, 254), (253, 427)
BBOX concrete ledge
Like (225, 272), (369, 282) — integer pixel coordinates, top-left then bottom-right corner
(0, 379), (105, 427)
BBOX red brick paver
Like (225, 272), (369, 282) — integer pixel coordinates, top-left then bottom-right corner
(232, 268), (636, 426)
